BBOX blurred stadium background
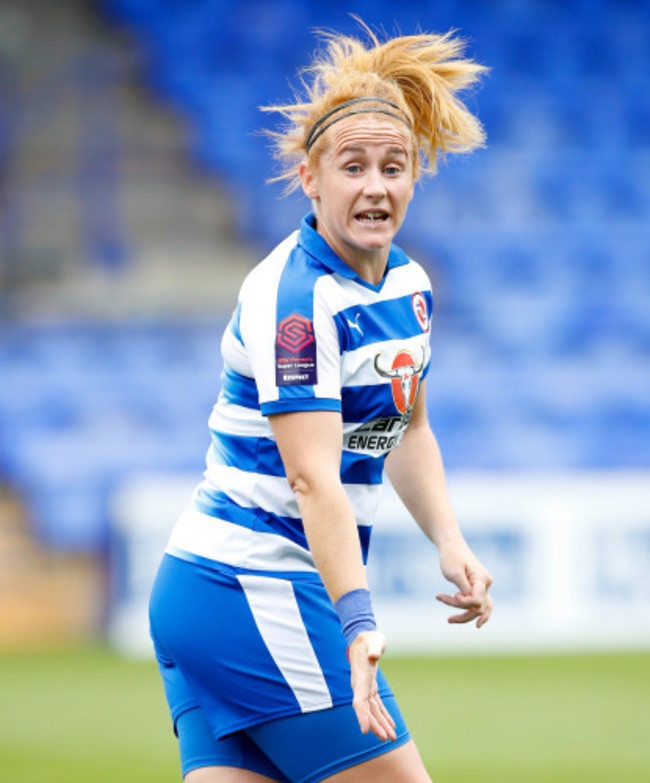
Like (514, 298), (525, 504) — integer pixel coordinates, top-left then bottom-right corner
(0, 0), (649, 780)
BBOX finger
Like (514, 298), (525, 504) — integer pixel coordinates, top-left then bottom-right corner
(476, 611), (490, 628)
(351, 665), (376, 736)
(352, 696), (371, 735)
(365, 695), (393, 742)
(366, 701), (387, 741)
(448, 566), (472, 595)
(476, 597), (493, 628)
(436, 592), (482, 609)
(447, 607), (482, 624)
(470, 573), (493, 603)
(375, 694), (396, 730)
(369, 695), (397, 741)
(369, 693), (395, 728)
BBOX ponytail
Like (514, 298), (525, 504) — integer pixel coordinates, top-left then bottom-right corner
(263, 19), (488, 192)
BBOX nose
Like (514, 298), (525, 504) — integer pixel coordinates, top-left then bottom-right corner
(362, 166), (387, 199)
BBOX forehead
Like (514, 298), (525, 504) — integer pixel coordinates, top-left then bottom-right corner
(327, 115), (413, 155)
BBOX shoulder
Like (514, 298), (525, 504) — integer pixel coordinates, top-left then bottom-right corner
(380, 247), (434, 307)
(392, 249), (432, 291)
(239, 230), (300, 301)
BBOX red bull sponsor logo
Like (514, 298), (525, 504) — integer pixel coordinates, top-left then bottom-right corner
(374, 349), (424, 415)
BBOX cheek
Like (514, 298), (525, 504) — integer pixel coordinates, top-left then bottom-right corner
(395, 184), (413, 208)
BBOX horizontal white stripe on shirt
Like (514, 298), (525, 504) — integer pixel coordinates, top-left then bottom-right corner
(203, 462), (382, 525)
(167, 507), (316, 572)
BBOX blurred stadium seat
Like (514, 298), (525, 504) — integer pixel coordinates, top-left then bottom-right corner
(1, 0), (649, 551)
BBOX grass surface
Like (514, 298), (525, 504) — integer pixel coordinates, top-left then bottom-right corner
(0, 646), (648, 782)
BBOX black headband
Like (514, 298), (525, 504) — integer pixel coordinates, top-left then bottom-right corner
(305, 97), (413, 152)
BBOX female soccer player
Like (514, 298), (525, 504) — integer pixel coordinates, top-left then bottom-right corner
(149, 22), (493, 783)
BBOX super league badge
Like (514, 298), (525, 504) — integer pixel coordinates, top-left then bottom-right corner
(275, 313), (318, 386)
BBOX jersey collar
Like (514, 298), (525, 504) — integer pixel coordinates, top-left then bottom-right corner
(298, 213), (409, 292)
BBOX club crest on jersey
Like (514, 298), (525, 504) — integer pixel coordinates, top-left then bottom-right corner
(275, 313), (318, 386)
(374, 349), (425, 415)
(411, 292), (429, 333)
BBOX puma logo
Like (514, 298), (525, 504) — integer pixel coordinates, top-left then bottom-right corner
(347, 313), (363, 336)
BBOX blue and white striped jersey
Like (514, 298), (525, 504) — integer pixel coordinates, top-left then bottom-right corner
(166, 213), (433, 576)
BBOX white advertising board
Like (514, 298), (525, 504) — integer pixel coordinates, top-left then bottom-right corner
(109, 472), (650, 657)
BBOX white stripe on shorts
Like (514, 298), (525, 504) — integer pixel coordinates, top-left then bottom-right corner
(237, 574), (333, 713)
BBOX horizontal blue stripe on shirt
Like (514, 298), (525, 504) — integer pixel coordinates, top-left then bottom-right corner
(209, 431), (285, 477)
(335, 291), (434, 353)
(193, 488), (308, 549)
(260, 397), (341, 416)
(220, 365), (260, 409)
(340, 451), (385, 485)
(191, 488), (372, 564)
(340, 363), (430, 422)
(341, 384), (398, 422)
(209, 430), (385, 485)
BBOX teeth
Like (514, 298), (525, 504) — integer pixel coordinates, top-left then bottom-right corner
(357, 212), (387, 222)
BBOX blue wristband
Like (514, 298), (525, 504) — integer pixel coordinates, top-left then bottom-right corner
(334, 588), (377, 647)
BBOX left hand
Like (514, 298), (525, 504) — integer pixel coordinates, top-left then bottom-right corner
(436, 540), (493, 628)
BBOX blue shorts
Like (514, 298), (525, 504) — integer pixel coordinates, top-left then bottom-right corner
(177, 698), (410, 782)
(149, 554), (410, 781)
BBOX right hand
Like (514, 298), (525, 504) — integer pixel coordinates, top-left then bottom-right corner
(348, 629), (397, 742)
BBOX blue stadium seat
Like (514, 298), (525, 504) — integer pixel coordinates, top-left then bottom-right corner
(5, 0), (645, 551)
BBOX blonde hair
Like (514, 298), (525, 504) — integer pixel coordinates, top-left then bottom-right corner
(263, 21), (488, 192)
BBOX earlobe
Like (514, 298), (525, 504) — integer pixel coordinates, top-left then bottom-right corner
(299, 160), (319, 200)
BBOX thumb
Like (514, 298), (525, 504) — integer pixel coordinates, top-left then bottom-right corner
(364, 633), (384, 662)
(351, 630), (386, 663)
(451, 564), (473, 595)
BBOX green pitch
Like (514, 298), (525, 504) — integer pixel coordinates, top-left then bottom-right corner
(0, 646), (648, 782)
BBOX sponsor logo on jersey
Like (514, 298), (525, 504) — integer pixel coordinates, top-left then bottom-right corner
(411, 292), (429, 333)
(344, 415), (407, 452)
(275, 313), (318, 386)
(374, 349), (425, 416)
(347, 313), (363, 336)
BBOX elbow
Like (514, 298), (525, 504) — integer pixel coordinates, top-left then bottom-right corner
(286, 465), (339, 502)
(287, 470), (309, 499)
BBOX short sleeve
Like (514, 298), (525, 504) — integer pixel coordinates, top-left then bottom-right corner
(239, 246), (342, 416)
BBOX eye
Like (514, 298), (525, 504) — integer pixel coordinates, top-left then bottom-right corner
(384, 164), (402, 175)
(345, 164), (362, 174)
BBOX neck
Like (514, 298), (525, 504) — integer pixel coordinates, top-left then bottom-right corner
(345, 250), (388, 285)
(314, 219), (390, 285)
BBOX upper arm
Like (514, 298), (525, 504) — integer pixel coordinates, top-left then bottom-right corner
(406, 378), (430, 430)
(239, 255), (342, 416)
(269, 410), (344, 491)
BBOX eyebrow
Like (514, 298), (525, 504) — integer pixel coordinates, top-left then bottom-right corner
(337, 145), (408, 156)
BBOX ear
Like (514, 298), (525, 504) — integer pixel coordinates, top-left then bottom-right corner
(299, 160), (319, 200)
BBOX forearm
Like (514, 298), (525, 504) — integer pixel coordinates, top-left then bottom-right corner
(386, 392), (493, 626)
(385, 416), (466, 549)
(294, 476), (368, 603)
(269, 410), (369, 604)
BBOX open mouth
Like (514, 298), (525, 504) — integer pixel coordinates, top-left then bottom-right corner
(355, 210), (389, 223)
